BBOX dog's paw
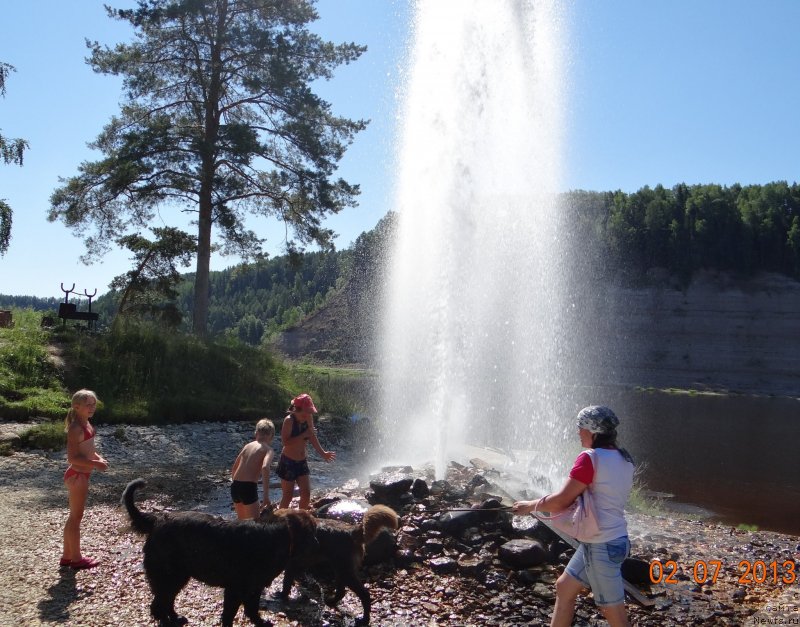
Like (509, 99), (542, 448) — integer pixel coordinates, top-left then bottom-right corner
(354, 617), (370, 627)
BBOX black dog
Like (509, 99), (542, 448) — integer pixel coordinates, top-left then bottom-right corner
(122, 478), (317, 627)
(274, 504), (399, 626)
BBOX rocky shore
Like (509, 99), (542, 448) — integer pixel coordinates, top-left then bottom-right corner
(0, 420), (798, 626)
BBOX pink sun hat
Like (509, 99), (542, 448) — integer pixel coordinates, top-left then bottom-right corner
(291, 393), (318, 413)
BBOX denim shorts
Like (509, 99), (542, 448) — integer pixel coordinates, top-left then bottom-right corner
(564, 536), (630, 607)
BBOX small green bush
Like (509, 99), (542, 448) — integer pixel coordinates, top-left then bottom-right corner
(17, 421), (66, 451)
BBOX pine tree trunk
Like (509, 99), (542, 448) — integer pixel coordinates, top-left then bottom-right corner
(191, 0), (227, 337)
(192, 204), (212, 336)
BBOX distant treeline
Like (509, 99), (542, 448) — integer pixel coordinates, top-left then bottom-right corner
(566, 181), (800, 282)
(174, 249), (348, 341)
(3, 182), (798, 338)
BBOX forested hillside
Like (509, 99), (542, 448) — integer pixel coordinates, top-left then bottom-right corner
(3, 181), (798, 348)
(567, 181), (800, 282)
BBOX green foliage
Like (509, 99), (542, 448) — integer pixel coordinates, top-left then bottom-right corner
(286, 363), (376, 417)
(185, 250), (344, 339)
(112, 226), (196, 328)
(17, 421), (66, 451)
(1, 61), (30, 256)
(62, 320), (289, 423)
(0, 309), (70, 419)
(736, 523), (759, 532)
(567, 181), (800, 283)
(0, 198), (11, 256)
(49, 0), (367, 334)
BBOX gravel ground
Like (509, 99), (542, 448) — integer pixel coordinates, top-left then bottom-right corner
(0, 421), (798, 627)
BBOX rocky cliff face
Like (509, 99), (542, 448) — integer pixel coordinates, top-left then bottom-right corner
(588, 271), (800, 397)
(276, 271), (800, 397)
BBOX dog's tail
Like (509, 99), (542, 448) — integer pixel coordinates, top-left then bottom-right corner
(121, 478), (156, 535)
(362, 504), (400, 545)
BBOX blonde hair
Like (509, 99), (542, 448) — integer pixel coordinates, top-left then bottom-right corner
(255, 418), (275, 439)
(64, 389), (98, 432)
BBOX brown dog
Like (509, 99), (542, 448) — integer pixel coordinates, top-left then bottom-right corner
(122, 478), (318, 627)
(272, 504), (399, 626)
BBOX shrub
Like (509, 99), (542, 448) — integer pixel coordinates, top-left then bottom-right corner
(17, 421), (66, 451)
(62, 320), (288, 423)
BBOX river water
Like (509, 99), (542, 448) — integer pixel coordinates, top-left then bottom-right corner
(614, 389), (800, 535)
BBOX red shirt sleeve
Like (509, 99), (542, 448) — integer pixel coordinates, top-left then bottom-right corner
(569, 451), (594, 485)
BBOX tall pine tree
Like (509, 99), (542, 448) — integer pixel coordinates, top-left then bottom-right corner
(50, 0), (367, 334)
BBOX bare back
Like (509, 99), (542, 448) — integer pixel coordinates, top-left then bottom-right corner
(231, 441), (273, 482)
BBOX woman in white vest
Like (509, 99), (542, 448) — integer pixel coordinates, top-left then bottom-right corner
(513, 406), (635, 627)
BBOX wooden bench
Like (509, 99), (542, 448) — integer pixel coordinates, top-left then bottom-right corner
(58, 303), (99, 325)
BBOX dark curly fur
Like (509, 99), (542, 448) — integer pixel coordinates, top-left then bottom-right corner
(272, 504), (399, 626)
(122, 478), (317, 627)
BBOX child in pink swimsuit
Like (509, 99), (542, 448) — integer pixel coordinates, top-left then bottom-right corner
(60, 389), (108, 570)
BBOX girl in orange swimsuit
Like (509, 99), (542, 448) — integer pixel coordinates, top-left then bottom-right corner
(60, 389), (108, 570)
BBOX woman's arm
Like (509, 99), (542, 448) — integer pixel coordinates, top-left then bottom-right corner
(512, 478), (588, 515)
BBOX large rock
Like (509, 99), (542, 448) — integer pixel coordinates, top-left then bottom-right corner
(498, 539), (549, 569)
(369, 471), (414, 503)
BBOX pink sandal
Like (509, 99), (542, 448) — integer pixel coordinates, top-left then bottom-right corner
(59, 557), (72, 567)
(70, 557), (100, 570)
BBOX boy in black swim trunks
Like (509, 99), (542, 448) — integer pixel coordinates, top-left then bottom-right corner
(277, 393), (336, 510)
(230, 418), (275, 520)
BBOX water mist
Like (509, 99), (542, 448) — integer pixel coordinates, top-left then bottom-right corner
(374, 0), (576, 490)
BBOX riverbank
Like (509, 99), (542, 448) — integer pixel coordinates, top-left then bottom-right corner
(0, 421), (797, 626)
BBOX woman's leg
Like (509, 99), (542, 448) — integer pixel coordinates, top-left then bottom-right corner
(599, 603), (630, 627)
(584, 537), (630, 627)
(550, 571), (585, 627)
(279, 479), (295, 508)
(296, 474), (311, 510)
(63, 474), (89, 561)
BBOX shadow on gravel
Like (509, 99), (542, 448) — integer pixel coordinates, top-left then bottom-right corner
(38, 568), (78, 623)
(20, 462), (224, 513)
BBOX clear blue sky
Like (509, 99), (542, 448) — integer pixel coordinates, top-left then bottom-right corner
(1, 0), (798, 298)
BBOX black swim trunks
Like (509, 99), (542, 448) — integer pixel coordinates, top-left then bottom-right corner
(230, 480), (258, 505)
(276, 454), (310, 482)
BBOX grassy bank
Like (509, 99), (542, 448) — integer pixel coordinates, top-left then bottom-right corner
(0, 309), (67, 420)
(0, 308), (371, 450)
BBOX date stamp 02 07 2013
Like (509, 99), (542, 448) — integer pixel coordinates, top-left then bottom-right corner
(648, 558), (797, 587)
(650, 559), (800, 624)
